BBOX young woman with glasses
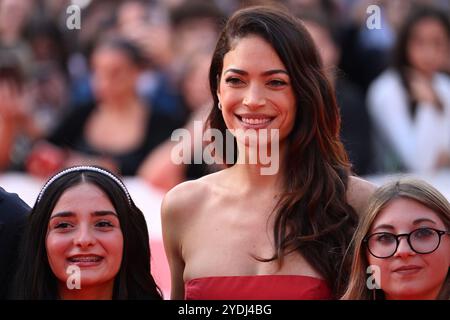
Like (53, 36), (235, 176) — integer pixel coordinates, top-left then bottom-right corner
(341, 178), (450, 300)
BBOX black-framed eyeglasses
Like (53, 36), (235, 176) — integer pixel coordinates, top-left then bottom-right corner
(364, 227), (449, 259)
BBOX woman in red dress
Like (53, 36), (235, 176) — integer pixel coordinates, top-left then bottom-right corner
(162, 6), (376, 300)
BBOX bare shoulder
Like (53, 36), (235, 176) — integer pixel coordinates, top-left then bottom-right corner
(346, 176), (378, 216)
(162, 179), (208, 219)
(161, 171), (225, 222)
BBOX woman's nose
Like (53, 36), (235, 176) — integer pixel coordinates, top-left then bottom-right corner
(394, 237), (416, 258)
(243, 84), (266, 109)
(73, 225), (96, 248)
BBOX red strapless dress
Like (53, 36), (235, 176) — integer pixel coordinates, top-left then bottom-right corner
(185, 275), (332, 300)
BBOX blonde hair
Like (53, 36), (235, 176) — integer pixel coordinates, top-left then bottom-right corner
(341, 178), (450, 300)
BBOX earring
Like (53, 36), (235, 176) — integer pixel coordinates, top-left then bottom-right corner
(218, 102), (222, 110)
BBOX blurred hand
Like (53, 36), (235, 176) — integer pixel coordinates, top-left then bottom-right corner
(27, 142), (120, 178)
(138, 141), (185, 192)
(408, 70), (440, 108)
(26, 141), (66, 178)
(435, 151), (450, 169)
(0, 80), (26, 123)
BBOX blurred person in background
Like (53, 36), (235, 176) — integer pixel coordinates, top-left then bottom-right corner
(285, 0), (342, 25)
(0, 52), (40, 172)
(0, 0), (33, 172)
(1, 1), (73, 172)
(117, 0), (173, 71)
(130, 0), (228, 191)
(0, 0), (33, 76)
(26, 37), (181, 178)
(169, 0), (225, 77)
(339, 0), (449, 92)
(16, 18), (72, 169)
(0, 53), (26, 171)
(66, 0), (120, 108)
(0, 186), (30, 299)
(116, 0), (184, 123)
(367, 5), (450, 173)
(138, 48), (218, 191)
(301, 12), (374, 175)
(339, 0), (408, 91)
(116, 0), (226, 126)
(117, 0), (227, 126)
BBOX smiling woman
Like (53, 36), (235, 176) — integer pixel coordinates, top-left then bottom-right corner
(218, 36), (296, 144)
(10, 166), (162, 300)
(161, 5), (376, 300)
(342, 178), (450, 300)
(45, 183), (124, 299)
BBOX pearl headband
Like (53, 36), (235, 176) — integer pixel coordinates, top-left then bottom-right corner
(37, 166), (131, 204)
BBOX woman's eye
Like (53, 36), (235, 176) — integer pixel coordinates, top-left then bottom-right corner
(414, 228), (434, 239)
(225, 77), (244, 85)
(54, 222), (73, 229)
(268, 79), (287, 87)
(96, 221), (114, 228)
(376, 234), (396, 244)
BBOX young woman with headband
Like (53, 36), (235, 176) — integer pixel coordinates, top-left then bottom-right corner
(11, 166), (162, 300)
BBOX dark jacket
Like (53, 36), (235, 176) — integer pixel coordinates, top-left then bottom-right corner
(0, 187), (30, 299)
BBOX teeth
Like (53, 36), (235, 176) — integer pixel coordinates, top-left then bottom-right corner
(241, 117), (272, 125)
(69, 256), (102, 262)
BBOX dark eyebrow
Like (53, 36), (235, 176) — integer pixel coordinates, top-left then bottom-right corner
(224, 68), (289, 76)
(50, 210), (118, 220)
(92, 210), (118, 217)
(372, 224), (395, 232)
(262, 69), (289, 76)
(372, 218), (437, 232)
(413, 218), (436, 225)
(50, 211), (75, 220)
(224, 68), (247, 76)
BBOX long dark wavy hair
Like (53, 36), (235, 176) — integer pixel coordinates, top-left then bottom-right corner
(207, 6), (358, 297)
(11, 167), (162, 300)
(393, 5), (450, 118)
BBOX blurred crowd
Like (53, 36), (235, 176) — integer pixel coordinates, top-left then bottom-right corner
(0, 0), (449, 191)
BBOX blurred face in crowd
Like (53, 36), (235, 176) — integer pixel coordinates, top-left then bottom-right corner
(46, 183), (124, 296)
(91, 47), (140, 104)
(0, 0), (31, 39)
(366, 197), (450, 300)
(173, 18), (218, 64)
(181, 51), (213, 111)
(407, 17), (450, 76)
(117, 1), (148, 32)
(302, 21), (339, 75)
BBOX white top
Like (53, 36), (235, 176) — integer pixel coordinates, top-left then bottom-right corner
(367, 69), (450, 173)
